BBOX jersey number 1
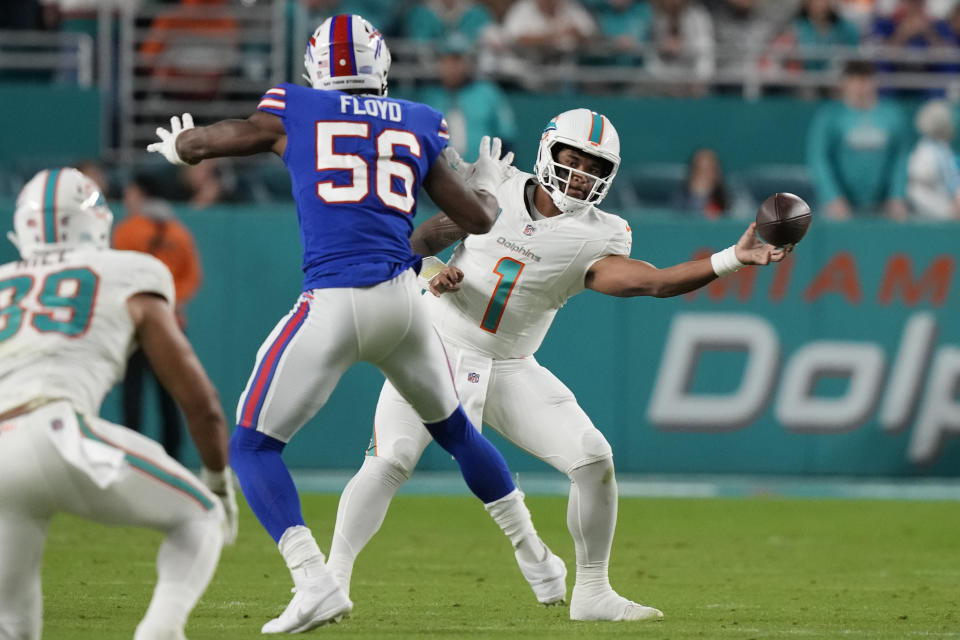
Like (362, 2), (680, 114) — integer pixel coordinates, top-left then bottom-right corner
(480, 257), (524, 334)
(315, 122), (420, 214)
(0, 268), (99, 342)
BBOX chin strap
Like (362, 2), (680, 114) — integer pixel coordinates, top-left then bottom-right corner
(548, 186), (591, 215)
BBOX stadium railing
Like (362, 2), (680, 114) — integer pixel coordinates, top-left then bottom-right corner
(5, 7), (960, 159)
(0, 29), (93, 87)
(116, 0), (287, 159)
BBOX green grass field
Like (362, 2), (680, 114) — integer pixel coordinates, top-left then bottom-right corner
(42, 494), (960, 639)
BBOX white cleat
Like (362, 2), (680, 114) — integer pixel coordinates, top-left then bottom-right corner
(516, 550), (567, 605)
(261, 565), (353, 634)
(570, 587), (663, 622)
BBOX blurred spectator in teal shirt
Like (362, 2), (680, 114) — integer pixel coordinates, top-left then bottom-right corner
(792, 0), (860, 70)
(597, 0), (653, 55)
(403, 0), (494, 46)
(418, 34), (517, 162)
(806, 60), (910, 220)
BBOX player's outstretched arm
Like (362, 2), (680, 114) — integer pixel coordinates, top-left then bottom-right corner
(586, 222), (785, 298)
(127, 293), (230, 467)
(410, 212), (469, 256)
(422, 136), (513, 235)
(128, 292), (238, 542)
(148, 111), (285, 165)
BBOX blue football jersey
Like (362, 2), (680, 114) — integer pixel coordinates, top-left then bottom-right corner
(257, 83), (451, 289)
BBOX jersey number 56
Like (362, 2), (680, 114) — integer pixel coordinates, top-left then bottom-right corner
(315, 122), (419, 214)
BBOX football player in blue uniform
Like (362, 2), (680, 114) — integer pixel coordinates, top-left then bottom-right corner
(148, 14), (564, 634)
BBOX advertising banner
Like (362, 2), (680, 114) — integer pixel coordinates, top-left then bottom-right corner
(10, 206), (952, 477)
(535, 218), (960, 476)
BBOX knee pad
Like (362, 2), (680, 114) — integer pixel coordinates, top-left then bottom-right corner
(569, 454), (616, 484)
(361, 455), (412, 489)
(580, 429), (613, 461)
(385, 436), (424, 477)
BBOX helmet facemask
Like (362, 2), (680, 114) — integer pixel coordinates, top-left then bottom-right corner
(536, 141), (619, 214)
(533, 109), (621, 215)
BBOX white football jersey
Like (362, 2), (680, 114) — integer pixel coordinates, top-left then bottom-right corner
(425, 171), (632, 359)
(0, 248), (175, 416)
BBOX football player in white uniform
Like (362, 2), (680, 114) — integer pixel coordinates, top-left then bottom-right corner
(326, 110), (786, 622)
(0, 168), (238, 640)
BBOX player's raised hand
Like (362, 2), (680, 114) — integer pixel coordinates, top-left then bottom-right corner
(468, 136), (516, 194)
(201, 466), (239, 545)
(441, 146), (471, 177)
(735, 222), (787, 266)
(429, 265), (464, 297)
(146, 113), (195, 166)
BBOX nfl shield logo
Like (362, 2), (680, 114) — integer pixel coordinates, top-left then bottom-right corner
(523, 224), (535, 236)
(467, 372), (480, 383)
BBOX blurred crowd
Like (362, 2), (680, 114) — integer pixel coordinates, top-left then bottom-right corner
(4, 0), (960, 220)
(7, 0), (960, 91)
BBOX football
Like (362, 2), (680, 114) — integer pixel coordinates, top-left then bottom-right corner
(755, 193), (812, 248)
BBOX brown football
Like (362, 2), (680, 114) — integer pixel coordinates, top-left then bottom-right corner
(755, 193), (812, 248)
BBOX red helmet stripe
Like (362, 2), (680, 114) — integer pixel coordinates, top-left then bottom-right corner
(329, 15), (357, 77)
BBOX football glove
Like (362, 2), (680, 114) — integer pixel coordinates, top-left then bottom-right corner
(201, 466), (239, 545)
(146, 113), (195, 166)
(467, 136), (515, 195)
(441, 146), (470, 177)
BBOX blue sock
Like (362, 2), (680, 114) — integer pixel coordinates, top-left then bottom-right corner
(229, 427), (306, 543)
(423, 405), (515, 503)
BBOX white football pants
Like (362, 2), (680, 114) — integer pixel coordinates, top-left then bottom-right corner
(236, 270), (460, 441)
(368, 340), (613, 476)
(0, 401), (223, 640)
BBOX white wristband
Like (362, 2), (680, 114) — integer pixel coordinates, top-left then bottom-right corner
(710, 245), (744, 277)
(200, 467), (228, 492)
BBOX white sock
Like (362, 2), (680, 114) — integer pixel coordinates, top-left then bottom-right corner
(327, 456), (409, 593)
(567, 459), (617, 593)
(484, 488), (547, 564)
(278, 525), (325, 574)
(135, 514), (223, 639)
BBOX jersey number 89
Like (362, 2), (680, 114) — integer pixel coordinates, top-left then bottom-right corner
(0, 268), (99, 342)
(315, 122), (420, 214)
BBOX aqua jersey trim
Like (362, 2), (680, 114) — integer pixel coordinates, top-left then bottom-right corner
(76, 414), (215, 510)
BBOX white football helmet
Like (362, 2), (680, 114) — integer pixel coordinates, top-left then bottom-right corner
(9, 167), (113, 259)
(303, 14), (391, 95)
(533, 109), (621, 214)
